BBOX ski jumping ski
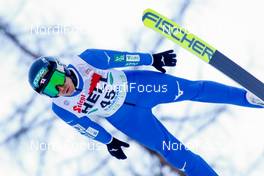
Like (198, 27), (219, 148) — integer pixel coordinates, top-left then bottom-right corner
(142, 8), (264, 101)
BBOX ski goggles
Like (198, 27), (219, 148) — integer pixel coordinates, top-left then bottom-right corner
(41, 70), (66, 97)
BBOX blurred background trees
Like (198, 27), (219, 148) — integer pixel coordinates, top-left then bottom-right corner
(1, 0), (264, 175)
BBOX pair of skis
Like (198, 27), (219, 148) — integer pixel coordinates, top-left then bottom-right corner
(142, 9), (264, 101)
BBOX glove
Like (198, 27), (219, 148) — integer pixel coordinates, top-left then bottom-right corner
(107, 137), (130, 160)
(152, 50), (177, 73)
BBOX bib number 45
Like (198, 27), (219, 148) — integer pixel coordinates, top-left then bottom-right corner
(100, 89), (116, 108)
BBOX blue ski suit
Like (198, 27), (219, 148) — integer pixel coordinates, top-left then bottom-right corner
(52, 49), (262, 176)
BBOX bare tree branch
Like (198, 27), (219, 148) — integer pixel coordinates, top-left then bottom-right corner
(0, 18), (40, 58)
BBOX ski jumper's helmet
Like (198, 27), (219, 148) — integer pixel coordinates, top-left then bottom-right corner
(28, 56), (70, 98)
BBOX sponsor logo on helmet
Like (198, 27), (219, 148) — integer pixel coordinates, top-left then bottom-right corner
(41, 57), (48, 63)
(40, 78), (47, 84)
(33, 67), (49, 88)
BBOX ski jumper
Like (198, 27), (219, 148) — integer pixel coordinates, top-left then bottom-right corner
(52, 49), (262, 176)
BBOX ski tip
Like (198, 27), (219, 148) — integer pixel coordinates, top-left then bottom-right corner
(143, 8), (154, 15)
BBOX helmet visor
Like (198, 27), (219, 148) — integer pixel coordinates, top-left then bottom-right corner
(42, 70), (65, 97)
